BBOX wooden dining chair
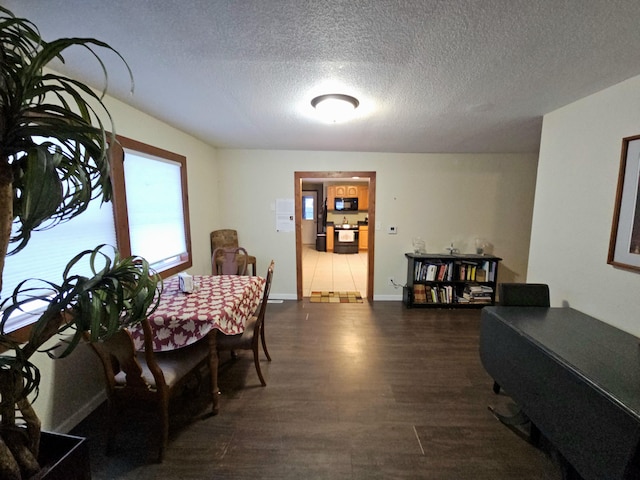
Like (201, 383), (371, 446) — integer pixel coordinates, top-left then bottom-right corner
(212, 246), (248, 275)
(88, 318), (212, 462)
(216, 260), (274, 386)
(210, 229), (257, 275)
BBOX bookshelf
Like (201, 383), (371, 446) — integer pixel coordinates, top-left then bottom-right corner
(403, 253), (501, 308)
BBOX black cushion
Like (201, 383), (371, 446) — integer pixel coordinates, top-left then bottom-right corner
(498, 283), (550, 307)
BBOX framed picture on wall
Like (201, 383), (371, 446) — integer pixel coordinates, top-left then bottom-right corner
(608, 134), (640, 272)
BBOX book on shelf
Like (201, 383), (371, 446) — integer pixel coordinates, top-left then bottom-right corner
(425, 285), (433, 303)
(414, 261), (457, 283)
(462, 283), (494, 303)
(475, 260), (495, 283)
(430, 286), (438, 303)
(426, 285), (453, 303)
(457, 261), (479, 281)
(426, 264), (438, 281)
(413, 284), (427, 304)
(414, 263), (429, 281)
(479, 260), (496, 282)
(436, 263), (447, 281)
(445, 285), (453, 303)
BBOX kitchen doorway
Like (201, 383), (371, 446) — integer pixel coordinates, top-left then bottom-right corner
(294, 171), (376, 302)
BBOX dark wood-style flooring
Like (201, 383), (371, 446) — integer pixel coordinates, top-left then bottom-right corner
(71, 301), (563, 479)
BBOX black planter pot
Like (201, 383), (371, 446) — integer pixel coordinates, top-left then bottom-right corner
(34, 431), (90, 480)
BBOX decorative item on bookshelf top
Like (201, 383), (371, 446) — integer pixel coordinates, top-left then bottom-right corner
(412, 237), (427, 254)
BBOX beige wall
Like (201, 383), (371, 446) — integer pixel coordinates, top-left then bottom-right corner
(216, 149), (538, 299)
(529, 73), (640, 336)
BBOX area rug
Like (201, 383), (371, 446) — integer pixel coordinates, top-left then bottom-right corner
(309, 291), (363, 303)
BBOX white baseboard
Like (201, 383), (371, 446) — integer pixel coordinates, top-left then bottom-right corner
(372, 294), (403, 301)
(270, 294), (403, 302)
(269, 293), (297, 300)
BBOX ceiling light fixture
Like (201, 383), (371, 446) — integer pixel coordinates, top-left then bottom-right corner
(311, 93), (359, 123)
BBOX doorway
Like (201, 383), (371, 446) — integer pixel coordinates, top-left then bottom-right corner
(294, 171), (376, 301)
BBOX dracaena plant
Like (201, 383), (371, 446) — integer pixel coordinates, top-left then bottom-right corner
(0, 7), (161, 479)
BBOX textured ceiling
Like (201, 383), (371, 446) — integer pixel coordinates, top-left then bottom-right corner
(5, 0), (640, 154)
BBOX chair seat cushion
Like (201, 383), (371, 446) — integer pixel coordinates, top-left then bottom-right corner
(115, 339), (210, 388)
(216, 316), (257, 350)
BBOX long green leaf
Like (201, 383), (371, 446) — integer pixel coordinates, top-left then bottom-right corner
(1, 7), (130, 254)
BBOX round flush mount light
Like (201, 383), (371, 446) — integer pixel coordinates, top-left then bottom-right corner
(311, 93), (359, 123)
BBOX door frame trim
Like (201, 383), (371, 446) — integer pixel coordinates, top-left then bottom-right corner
(294, 171), (376, 301)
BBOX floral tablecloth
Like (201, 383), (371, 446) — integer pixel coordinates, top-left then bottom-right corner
(131, 274), (265, 352)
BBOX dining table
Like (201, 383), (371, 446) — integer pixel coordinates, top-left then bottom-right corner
(130, 273), (266, 414)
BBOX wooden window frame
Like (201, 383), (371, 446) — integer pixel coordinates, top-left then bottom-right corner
(109, 135), (192, 279)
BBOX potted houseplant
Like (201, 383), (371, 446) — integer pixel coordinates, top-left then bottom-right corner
(0, 6), (160, 479)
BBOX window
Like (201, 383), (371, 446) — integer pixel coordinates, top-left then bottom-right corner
(110, 135), (192, 279)
(2, 190), (117, 331)
(2, 135), (192, 331)
(302, 196), (315, 220)
(2, 137), (117, 331)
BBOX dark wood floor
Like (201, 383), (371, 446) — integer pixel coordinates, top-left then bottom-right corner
(71, 301), (562, 479)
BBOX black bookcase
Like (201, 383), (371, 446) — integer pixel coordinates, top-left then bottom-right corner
(403, 253), (501, 308)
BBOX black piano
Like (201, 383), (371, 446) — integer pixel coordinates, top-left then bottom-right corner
(480, 306), (640, 480)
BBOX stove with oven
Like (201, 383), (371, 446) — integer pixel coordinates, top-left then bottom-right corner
(334, 224), (359, 254)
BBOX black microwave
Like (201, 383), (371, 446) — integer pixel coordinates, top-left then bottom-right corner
(335, 197), (358, 211)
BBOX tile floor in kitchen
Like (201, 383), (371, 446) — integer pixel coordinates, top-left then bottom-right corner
(302, 243), (368, 297)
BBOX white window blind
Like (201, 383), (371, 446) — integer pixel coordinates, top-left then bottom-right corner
(1, 135), (191, 331)
(123, 149), (187, 269)
(2, 199), (116, 330)
(2, 137), (117, 308)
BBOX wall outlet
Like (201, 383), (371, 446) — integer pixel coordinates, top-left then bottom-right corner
(388, 276), (395, 286)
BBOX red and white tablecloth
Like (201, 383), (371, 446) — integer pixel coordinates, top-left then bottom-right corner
(131, 274), (265, 352)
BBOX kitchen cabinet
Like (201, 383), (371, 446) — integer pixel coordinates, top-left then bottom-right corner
(326, 186), (335, 208)
(358, 186), (368, 211)
(326, 225), (334, 252)
(334, 185), (358, 197)
(327, 184), (368, 211)
(358, 225), (368, 251)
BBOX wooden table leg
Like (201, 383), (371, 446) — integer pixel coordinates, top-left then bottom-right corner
(207, 330), (220, 415)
